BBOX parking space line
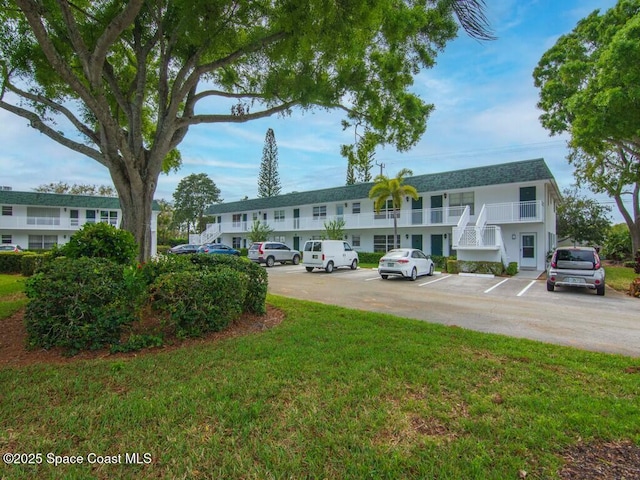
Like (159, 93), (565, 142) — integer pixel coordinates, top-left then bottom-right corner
(364, 276), (381, 281)
(484, 278), (510, 293)
(418, 275), (451, 286)
(517, 280), (537, 297)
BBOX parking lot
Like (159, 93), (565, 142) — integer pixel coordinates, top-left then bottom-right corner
(264, 264), (640, 357)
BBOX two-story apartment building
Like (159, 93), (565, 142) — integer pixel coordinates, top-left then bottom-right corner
(0, 189), (160, 256)
(200, 158), (561, 271)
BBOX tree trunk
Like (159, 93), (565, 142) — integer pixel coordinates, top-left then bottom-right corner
(111, 167), (157, 263)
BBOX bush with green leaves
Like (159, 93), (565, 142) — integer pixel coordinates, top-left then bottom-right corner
(62, 222), (138, 264)
(150, 268), (248, 338)
(24, 257), (139, 355)
(602, 223), (633, 261)
(506, 262), (518, 276)
(189, 254), (267, 314)
(457, 260), (504, 275)
(357, 252), (385, 265)
(0, 252), (23, 274)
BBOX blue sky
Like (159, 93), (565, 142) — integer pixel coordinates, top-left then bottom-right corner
(0, 0), (623, 216)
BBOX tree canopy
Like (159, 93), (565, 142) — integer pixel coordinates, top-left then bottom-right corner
(172, 173), (221, 235)
(533, 0), (640, 254)
(0, 0), (491, 260)
(258, 128), (282, 198)
(556, 187), (611, 247)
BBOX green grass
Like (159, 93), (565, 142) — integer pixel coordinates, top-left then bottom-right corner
(0, 274), (27, 318)
(1, 281), (639, 479)
(605, 265), (638, 292)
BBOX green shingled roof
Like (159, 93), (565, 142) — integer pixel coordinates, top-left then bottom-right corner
(0, 190), (161, 210)
(207, 158), (558, 215)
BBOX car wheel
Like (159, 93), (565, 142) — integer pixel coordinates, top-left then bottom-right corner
(305, 267), (314, 273)
(351, 259), (358, 270)
(292, 255), (300, 265)
(428, 264), (434, 276)
(326, 261), (334, 273)
(596, 285), (605, 296)
(266, 256), (275, 267)
(546, 282), (555, 292)
(409, 267), (417, 281)
(381, 274), (388, 280)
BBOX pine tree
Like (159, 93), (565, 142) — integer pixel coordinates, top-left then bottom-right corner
(258, 128), (282, 197)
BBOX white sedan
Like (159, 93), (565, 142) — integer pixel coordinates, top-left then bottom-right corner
(378, 248), (435, 281)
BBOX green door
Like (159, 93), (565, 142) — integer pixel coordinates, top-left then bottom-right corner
(430, 195), (443, 224)
(411, 234), (423, 250)
(431, 234), (443, 256)
(520, 186), (536, 218)
(293, 236), (300, 251)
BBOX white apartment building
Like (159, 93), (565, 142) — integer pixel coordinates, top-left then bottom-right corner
(199, 159), (561, 272)
(0, 189), (160, 256)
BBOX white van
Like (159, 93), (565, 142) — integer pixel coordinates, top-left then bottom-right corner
(302, 240), (359, 273)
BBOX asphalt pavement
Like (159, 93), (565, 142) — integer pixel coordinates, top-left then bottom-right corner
(265, 265), (640, 357)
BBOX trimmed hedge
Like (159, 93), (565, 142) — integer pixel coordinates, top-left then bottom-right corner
(357, 252), (385, 264)
(151, 268), (248, 338)
(24, 257), (138, 355)
(456, 260), (504, 275)
(0, 252), (23, 274)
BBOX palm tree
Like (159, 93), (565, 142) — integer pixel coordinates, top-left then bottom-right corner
(369, 168), (419, 250)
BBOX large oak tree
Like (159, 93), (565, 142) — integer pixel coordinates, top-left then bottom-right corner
(0, 0), (491, 260)
(533, 0), (640, 254)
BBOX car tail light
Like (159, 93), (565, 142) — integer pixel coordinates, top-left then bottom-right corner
(594, 255), (601, 270)
(379, 258), (385, 264)
(322, 254), (325, 261)
(258, 244), (264, 255)
(397, 259), (409, 264)
(550, 253), (557, 269)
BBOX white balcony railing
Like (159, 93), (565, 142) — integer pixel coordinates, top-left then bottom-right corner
(1, 216), (118, 231)
(484, 200), (543, 223)
(452, 225), (503, 249)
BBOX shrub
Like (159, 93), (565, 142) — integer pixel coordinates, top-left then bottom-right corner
(357, 252), (385, 265)
(190, 254), (267, 314)
(506, 262), (519, 276)
(24, 257), (139, 355)
(20, 253), (49, 276)
(457, 261), (504, 275)
(62, 222), (138, 265)
(447, 259), (458, 274)
(635, 249), (640, 275)
(150, 268), (247, 338)
(0, 252), (23, 274)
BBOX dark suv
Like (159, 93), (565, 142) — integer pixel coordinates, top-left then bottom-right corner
(546, 246), (605, 296)
(248, 242), (301, 267)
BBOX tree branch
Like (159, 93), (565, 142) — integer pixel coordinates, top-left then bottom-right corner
(176, 100), (299, 128)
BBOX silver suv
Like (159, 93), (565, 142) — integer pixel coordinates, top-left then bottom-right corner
(248, 242), (301, 267)
(546, 246), (605, 296)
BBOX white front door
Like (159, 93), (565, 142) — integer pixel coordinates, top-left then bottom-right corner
(520, 233), (537, 269)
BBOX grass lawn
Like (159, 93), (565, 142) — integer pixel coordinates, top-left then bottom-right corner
(605, 265), (638, 292)
(0, 274), (28, 319)
(1, 277), (639, 479)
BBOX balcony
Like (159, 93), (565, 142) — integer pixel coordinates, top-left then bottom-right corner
(1, 216), (118, 231)
(452, 225), (503, 250)
(484, 200), (543, 224)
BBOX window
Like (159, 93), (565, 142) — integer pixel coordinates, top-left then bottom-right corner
(27, 207), (60, 226)
(70, 210), (79, 226)
(100, 210), (118, 226)
(373, 234), (400, 253)
(2, 235), (12, 244)
(313, 206), (327, 220)
(86, 210), (96, 223)
(232, 237), (242, 249)
(274, 210), (285, 222)
(374, 199), (395, 219)
(274, 236), (286, 243)
(28, 235), (58, 250)
(1, 206), (12, 216)
(352, 235), (361, 247)
(252, 213), (259, 221)
(352, 202), (361, 214)
(448, 192), (474, 215)
(232, 214), (242, 227)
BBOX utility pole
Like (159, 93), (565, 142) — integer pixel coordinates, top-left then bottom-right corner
(375, 161), (385, 176)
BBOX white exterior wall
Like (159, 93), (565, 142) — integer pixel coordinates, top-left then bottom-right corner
(209, 180), (558, 270)
(1, 203), (160, 257)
